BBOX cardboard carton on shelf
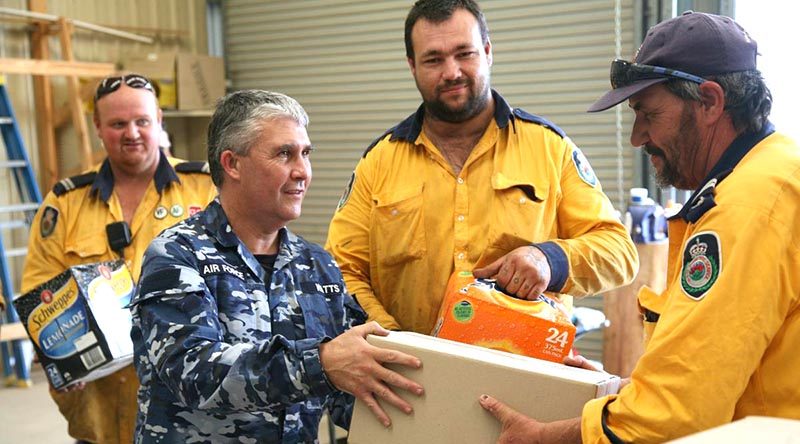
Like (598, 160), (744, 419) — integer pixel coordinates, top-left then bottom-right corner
(348, 332), (620, 444)
(13, 260), (135, 390)
(122, 52), (225, 110)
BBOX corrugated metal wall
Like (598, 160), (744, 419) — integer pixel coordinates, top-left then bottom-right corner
(225, 0), (636, 361)
(0, 0), (207, 299)
(226, 0), (635, 241)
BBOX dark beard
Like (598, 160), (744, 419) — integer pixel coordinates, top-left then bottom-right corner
(424, 80), (490, 123)
(648, 105), (700, 189)
(645, 145), (681, 188)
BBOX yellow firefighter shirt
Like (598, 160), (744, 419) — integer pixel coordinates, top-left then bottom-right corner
(21, 153), (217, 444)
(582, 126), (800, 443)
(326, 91), (637, 334)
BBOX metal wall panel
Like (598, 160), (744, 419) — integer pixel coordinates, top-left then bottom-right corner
(225, 0), (637, 361)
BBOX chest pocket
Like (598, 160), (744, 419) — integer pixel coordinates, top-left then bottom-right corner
(487, 174), (551, 255)
(201, 262), (271, 342)
(295, 281), (347, 338)
(371, 185), (427, 266)
(64, 233), (109, 262)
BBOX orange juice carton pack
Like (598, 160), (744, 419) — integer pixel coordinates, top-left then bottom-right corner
(431, 271), (575, 362)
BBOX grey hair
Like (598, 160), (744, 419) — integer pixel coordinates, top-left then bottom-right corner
(207, 90), (309, 187)
(665, 70), (772, 134)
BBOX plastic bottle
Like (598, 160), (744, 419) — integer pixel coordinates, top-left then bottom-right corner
(625, 188), (667, 244)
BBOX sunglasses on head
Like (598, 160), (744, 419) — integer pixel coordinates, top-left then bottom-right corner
(94, 74), (155, 104)
(610, 59), (706, 89)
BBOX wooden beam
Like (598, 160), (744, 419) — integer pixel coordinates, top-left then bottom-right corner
(0, 322), (28, 343)
(29, 0), (59, 188)
(0, 58), (114, 77)
(0, 6), (153, 43)
(53, 78), (96, 129)
(58, 17), (93, 172)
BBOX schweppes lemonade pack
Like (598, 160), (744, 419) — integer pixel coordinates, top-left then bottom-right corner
(14, 260), (135, 389)
(432, 271), (576, 363)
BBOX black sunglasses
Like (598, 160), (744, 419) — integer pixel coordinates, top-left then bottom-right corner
(610, 59), (706, 89)
(94, 74), (156, 104)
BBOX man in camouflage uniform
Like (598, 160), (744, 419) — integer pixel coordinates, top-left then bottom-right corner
(130, 90), (424, 443)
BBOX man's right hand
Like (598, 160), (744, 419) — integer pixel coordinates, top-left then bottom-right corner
(319, 322), (424, 427)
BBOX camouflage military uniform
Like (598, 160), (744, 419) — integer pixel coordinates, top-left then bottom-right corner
(130, 199), (366, 443)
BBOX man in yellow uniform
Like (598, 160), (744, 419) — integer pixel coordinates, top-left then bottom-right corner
(326, 0), (638, 334)
(480, 12), (800, 443)
(21, 74), (217, 444)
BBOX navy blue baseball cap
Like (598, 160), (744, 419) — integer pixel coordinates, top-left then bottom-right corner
(588, 11), (758, 113)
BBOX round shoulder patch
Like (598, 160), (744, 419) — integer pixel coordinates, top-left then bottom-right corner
(681, 231), (721, 300)
(40, 206), (59, 238)
(337, 172), (356, 211)
(570, 143), (597, 187)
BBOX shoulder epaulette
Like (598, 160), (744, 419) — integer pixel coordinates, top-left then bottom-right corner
(362, 127), (396, 159)
(53, 172), (97, 196)
(175, 161), (210, 174)
(512, 108), (566, 139)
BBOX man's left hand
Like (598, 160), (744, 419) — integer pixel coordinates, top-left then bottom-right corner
(473, 246), (551, 300)
(480, 394), (543, 443)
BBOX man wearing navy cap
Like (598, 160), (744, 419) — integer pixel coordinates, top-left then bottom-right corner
(479, 11), (800, 443)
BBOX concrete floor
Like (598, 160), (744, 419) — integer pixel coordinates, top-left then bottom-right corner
(0, 364), (347, 444)
(0, 365), (72, 444)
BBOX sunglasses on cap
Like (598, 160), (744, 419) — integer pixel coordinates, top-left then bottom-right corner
(610, 59), (706, 89)
(94, 74), (156, 104)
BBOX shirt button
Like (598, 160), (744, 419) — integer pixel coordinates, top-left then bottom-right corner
(457, 252), (465, 260)
(457, 177), (464, 184)
(519, 197), (527, 204)
(391, 209), (398, 216)
(120, 377), (127, 383)
(457, 215), (465, 222)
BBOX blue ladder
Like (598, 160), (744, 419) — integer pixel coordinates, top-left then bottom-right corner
(0, 76), (42, 387)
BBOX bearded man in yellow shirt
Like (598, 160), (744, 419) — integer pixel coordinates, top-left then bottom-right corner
(481, 11), (800, 443)
(326, 0), (638, 335)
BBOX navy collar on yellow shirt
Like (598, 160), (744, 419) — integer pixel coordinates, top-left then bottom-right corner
(89, 151), (181, 202)
(363, 89), (564, 157)
(674, 121), (775, 223)
(389, 89), (513, 142)
(379, 89), (515, 146)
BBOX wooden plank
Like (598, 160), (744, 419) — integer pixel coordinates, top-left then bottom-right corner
(602, 242), (668, 377)
(29, 0), (59, 188)
(53, 79), (96, 129)
(0, 322), (28, 343)
(58, 17), (93, 171)
(0, 58), (114, 78)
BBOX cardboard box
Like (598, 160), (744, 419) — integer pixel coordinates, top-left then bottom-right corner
(123, 52), (225, 110)
(667, 416), (800, 443)
(348, 332), (619, 444)
(432, 271), (576, 363)
(13, 260), (135, 389)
